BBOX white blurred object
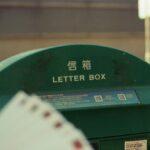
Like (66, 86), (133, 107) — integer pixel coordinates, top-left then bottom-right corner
(0, 92), (93, 150)
(138, 0), (150, 63)
(138, 0), (150, 19)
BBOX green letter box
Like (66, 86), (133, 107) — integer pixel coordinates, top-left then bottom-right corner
(1, 44), (150, 150)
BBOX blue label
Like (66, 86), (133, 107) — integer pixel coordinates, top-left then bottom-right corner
(40, 90), (140, 109)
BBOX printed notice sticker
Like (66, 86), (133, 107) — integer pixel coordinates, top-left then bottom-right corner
(117, 94), (127, 101)
(94, 95), (103, 102)
(125, 140), (147, 150)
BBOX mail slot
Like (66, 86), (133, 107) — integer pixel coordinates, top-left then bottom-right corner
(0, 44), (150, 150)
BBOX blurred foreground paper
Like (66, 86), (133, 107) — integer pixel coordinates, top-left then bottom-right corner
(0, 92), (93, 150)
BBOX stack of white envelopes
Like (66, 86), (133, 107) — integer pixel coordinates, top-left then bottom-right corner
(0, 92), (93, 150)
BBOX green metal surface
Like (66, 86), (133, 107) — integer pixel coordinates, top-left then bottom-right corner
(1, 44), (150, 150)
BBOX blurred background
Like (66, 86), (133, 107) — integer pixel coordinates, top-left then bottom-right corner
(0, 0), (145, 61)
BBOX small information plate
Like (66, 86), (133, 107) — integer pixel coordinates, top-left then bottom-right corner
(40, 89), (140, 109)
(125, 140), (147, 150)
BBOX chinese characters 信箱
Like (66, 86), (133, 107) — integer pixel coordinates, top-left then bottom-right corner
(67, 60), (92, 71)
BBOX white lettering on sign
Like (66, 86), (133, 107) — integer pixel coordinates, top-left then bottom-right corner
(52, 75), (85, 83)
(52, 60), (107, 84)
(89, 74), (106, 80)
(67, 61), (77, 71)
(67, 60), (92, 71)
(82, 60), (91, 70)
(52, 73), (106, 84)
